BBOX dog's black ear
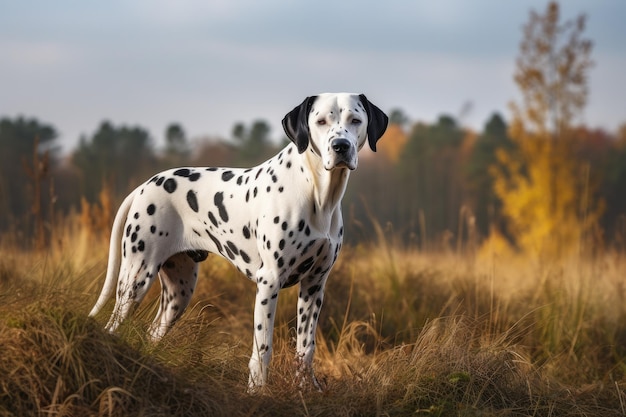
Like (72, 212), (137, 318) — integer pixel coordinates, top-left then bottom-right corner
(282, 95), (317, 154)
(359, 94), (389, 152)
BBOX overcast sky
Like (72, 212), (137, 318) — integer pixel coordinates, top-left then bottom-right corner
(1, 1), (624, 153)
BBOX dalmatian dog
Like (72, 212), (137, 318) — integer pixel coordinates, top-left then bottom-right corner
(89, 93), (388, 391)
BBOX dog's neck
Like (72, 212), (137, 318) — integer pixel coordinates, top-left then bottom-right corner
(300, 147), (350, 217)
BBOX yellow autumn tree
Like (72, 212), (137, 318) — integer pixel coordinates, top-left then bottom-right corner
(377, 123), (408, 163)
(490, 1), (602, 259)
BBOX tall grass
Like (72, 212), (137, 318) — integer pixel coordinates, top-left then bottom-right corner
(1, 231), (626, 415)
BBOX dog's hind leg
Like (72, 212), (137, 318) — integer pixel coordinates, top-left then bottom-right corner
(104, 261), (159, 334)
(147, 252), (200, 341)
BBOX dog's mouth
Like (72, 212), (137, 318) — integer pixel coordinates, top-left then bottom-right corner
(326, 159), (356, 171)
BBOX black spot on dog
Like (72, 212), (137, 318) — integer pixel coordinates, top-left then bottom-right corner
(174, 168), (191, 177)
(137, 240), (145, 252)
(307, 284), (320, 296)
(147, 204), (155, 215)
(187, 250), (209, 262)
(187, 190), (199, 212)
(214, 192), (228, 222)
(172, 168), (200, 181)
(297, 257), (315, 274)
(282, 274), (300, 289)
(222, 171), (235, 181)
(208, 212), (218, 227)
(126, 224), (132, 237)
(226, 241), (239, 255)
(163, 178), (177, 193)
(207, 231), (223, 254)
(156, 176), (165, 186)
(150, 225), (156, 234)
(243, 225), (251, 239)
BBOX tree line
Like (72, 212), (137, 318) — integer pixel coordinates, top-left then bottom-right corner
(2, 109), (625, 251)
(1, 2), (624, 255)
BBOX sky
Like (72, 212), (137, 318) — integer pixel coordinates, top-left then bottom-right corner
(1, 1), (625, 154)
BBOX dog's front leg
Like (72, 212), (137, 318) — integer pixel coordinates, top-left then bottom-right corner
(247, 278), (279, 392)
(295, 275), (328, 391)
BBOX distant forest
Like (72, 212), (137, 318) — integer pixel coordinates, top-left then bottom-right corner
(2, 109), (625, 252)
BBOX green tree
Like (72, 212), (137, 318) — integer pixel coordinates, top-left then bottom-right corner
(0, 117), (58, 237)
(466, 113), (514, 237)
(602, 126), (626, 246)
(163, 123), (190, 167)
(397, 115), (467, 247)
(72, 121), (155, 202)
(388, 108), (410, 128)
(231, 120), (276, 166)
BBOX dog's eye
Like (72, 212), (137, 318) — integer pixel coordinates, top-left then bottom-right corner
(351, 118), (362, 125)
(317, 119), (327, 125)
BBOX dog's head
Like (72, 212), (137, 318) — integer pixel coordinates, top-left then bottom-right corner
(282, 93), (388, 171)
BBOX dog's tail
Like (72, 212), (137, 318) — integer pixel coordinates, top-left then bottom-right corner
(89, 191), (135, 317)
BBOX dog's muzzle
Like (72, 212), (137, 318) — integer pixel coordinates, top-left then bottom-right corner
(329, 138), (357, 170)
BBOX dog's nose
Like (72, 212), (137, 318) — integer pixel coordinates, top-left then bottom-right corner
(331, 138), (351, 154)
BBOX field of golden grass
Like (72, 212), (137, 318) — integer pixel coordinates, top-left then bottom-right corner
(1, 234), (626, 416)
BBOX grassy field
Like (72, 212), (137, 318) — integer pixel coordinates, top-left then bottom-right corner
(1, 235), (626, 416)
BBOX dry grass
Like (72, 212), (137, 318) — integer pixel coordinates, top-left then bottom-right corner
(1, 236), (626, 416)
